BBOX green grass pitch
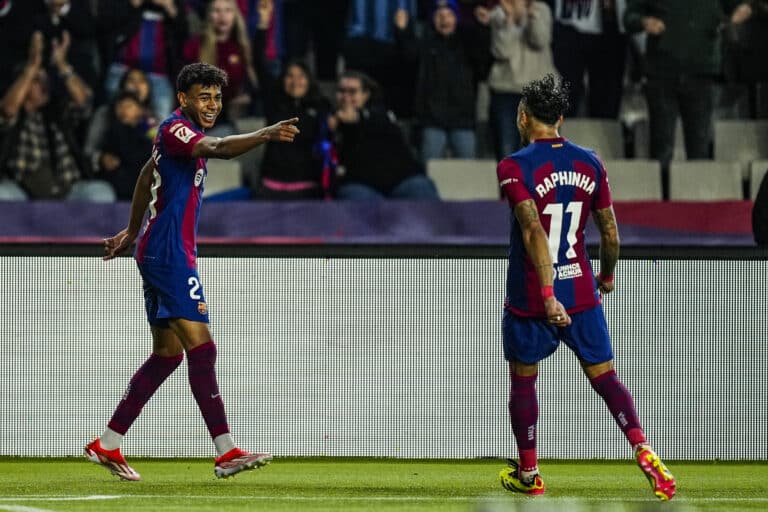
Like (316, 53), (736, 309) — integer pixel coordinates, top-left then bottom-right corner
(1, 458), (766, 512)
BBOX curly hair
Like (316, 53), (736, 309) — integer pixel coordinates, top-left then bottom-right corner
(520, 74), (571, 125)
(176, 63), (229, 93)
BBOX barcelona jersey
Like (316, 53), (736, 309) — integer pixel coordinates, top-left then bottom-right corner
(135, 109), (208, 269)
(497, 137), (612, 317)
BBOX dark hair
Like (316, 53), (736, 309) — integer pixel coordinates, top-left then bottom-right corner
(280, 59), (322, 102)
(176, 62), (229, 93)
(117, 68), (152, 107)
(113, 90), (143, 106)
(338, 69), (382, 106)
(520, 74), (570, 125)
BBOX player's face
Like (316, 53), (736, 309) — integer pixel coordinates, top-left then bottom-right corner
(283, 64), (309, 99)
(178, 84), (223, 130)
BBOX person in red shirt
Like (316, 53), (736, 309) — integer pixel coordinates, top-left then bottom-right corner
(184, 0), (257, 133)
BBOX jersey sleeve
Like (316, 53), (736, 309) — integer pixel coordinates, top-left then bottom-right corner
(497, 157), (532, 206)
(160, 119), (206, 158)
(592, 155), (613, 210)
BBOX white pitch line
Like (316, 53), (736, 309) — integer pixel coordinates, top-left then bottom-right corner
(0, 505), (57, 512)
(1, 495), (768, 503)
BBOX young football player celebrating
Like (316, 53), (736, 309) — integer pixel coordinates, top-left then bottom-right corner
(85, 62), (299, 481)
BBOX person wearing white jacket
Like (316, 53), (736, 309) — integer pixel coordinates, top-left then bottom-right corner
(480, 0), (557, 159)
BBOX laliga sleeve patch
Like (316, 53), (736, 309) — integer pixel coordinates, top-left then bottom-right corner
(170, 122), (197, 144)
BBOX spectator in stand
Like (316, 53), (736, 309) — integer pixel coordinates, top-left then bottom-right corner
(723, 1), (768, 118)
(252, 0), (285, 90)
(478, 0), (557, 159)
(184, 0), (257, 135)
(256, 60), (332, 199)
(343, 0), (420, 118)
(84, 67), (156, 175)
(396, 0), (491, 161)
(329, 70), (439, 200)
(0, 0), (39, 95)
(624, 0), (749, 196)
(0, 31), (114, 201)
(103, 0), (188, 119)
(550, 0), (628, 118)
(280, 0), (349, 82)
(93, 91), (157, 200)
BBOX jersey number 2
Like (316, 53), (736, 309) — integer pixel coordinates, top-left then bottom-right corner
(188, 277), (202, 300)
(542, 202), (582, 263)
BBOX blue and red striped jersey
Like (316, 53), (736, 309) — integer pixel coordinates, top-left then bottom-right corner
(135, 109), (207, 269)
(497, 137), (613, 317)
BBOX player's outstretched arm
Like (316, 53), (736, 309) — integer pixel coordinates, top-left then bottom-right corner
(514, 199), (571, 326)
(593, 206), (620, 294)
(103, 157), (155, 261)
(190, 117), (300, 160)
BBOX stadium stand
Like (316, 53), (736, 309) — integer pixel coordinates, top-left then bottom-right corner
(203, 159), (243, 198)
(714, 119), (768, 178)
(603, 159), (663, 201)
(559, 118), (625, 159)
(426, 159), (499, 200)
(751, 160), (768, 200)
(668, 160), (743, 201)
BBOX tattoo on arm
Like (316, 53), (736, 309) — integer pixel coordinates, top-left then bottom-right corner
(593, 207), (620, 277)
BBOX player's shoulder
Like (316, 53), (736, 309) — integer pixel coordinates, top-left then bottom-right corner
(563, 139), (605, 170)
(158, 111), (204, 145)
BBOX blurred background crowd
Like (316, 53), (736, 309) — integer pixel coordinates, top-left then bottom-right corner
(0, 0), (766, 203)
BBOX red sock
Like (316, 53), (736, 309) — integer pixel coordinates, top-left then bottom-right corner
(108, 353), (183, 434)
(589, 370), (647, 447)
(509, 372), (538, 471)
(187, 341), (230, 438)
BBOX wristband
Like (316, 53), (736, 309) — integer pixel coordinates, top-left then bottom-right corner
(597, 273), (614, 283)
(541, 285), (554, 300)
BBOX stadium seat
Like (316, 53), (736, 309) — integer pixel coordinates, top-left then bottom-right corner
(750, 160), (768, 200)
(203, 159), (242, 198)
(668, 160), (743, 201)
(233, 116), (267, 188)
(426, 159), (499, 200)
(560, 118), (625, 159)
(601, 159), (663, 201)
(632, 119), (686, 161)
(714, 120), (768, 178)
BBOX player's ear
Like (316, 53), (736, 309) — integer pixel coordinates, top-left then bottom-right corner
(177, 91), (187, 108)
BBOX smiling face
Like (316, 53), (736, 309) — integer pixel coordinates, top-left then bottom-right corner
(178, 84), (223, 130)
(283, 64), (309, 99)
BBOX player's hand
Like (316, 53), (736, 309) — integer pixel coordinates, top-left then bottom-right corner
(103, 228), (138, 261)
(596, 274), (615, 295)
(544, 297), (571, 327)
(263, 117), (300, 142)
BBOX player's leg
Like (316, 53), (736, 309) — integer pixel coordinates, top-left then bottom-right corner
(168, 318), (272, 478)
(565, 306), (675, 500)
(499, 311), (557, 495)
(84, 287), (185, 481)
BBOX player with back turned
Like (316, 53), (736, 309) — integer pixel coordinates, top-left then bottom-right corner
(495, 74), (676, 500)
(84, 62), (299, 481)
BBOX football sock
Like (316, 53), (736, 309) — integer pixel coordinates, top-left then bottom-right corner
(99, 428), (124, 451)
(107, 352), (184, 436)
(589, 369), (647, 447)
(187, 341), (230, 439)
(509, 372), (539, 472)
(214, 433), (236, 457)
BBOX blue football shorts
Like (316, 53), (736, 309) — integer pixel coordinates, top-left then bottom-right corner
(502, 304), (613, 364)
(138, 263), (209, 327)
